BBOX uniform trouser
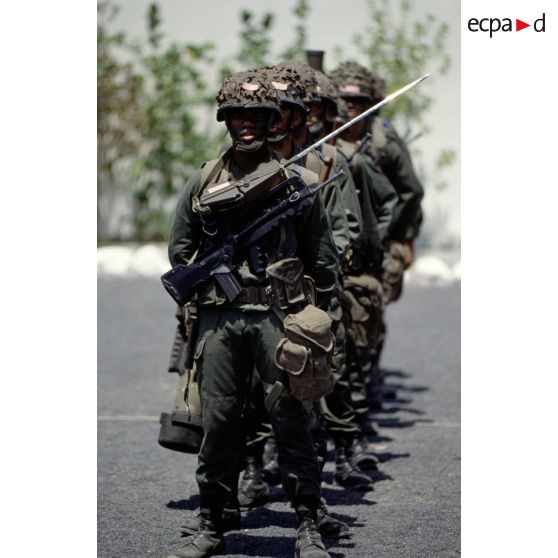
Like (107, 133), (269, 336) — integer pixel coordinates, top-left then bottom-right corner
(342, 276), (384, 422)
(374, 242), (406, 372)
(319, 316), (361, 443)
(194, 306), (321, 508)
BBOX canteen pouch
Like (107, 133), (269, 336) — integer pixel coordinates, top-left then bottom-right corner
(275, 304), (335, 404)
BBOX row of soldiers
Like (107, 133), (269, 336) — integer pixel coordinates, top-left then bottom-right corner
(160, 58), (424, 558)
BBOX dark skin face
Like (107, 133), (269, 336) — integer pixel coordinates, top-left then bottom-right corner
(340, 96), (372, 143)
(226, 108), (271, 172)
(306, 100), (337, 139)
(269, 105), (304, 158)
(269, 106), (292, 140)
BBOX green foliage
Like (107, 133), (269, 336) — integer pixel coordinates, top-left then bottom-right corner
(354, 0), (450, 136)
(353, 0), (455, 191)
(132, 3), (218, 240)
(97, 1), (145, 237)
(97, 1), (219, 240)
(236, 10), (274, 68)
(280, 0), (310, 61)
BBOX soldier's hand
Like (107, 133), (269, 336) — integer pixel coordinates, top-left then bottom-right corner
(402, 239), (414, 269)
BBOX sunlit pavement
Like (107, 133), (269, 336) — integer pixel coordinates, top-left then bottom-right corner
(98, 277), (460, 558)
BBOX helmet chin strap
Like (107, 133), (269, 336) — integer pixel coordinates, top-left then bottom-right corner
(267, 132), (288, 144)
(308, 121), (324, 135)
(232, 137), (266, 152)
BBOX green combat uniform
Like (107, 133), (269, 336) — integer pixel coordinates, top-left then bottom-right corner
(280, 63), (383, 481)
(330, 62), (398, 424)
(363, 73), (425, 385)
(368, 116), (424, 303)
(166, 70), (336, 558)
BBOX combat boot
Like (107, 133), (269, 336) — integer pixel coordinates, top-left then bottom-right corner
(237, 456), (269, 511)
(350, 437), (379, 472)
(262, 436), (281, 486)
(167, 516), (225, 558)
(295, 514), (331, 558)
(334, 446), (373, 490)
(180, 506), (240, 536)
(316, 497), (350, 539)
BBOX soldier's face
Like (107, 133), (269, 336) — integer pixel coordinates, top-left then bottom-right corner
(306, 101), (326, 128)
(227, 109), (269, 146)
(343, 96), (372, 119)
(307, 100), (336, 127)
(269, 106), (292, 139)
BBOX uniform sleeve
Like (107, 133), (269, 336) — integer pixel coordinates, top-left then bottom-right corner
(351, 153), (397, 244)
(381, 126), (424, 241)
(297, 193), (339, 307)
(335, 155), (363, 246)
(168, 171), (203, 266)
(321, 178), (350, 261)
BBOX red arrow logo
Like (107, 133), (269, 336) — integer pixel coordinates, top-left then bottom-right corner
(516, 19), (530, 31)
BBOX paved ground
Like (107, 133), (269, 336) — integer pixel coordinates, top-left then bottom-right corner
(98, 278), (460, 558)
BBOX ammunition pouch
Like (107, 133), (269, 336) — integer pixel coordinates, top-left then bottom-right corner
(196, 277), (228, 306)
(343, 274), (384, 348)
(275, 304), (335, 405)
(382, 242), (405, 304)
(266, 257), (315, 311)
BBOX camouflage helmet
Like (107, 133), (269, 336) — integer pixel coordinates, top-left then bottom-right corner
(329, 61), (374, 101)
(261, 65), (308, 114)
(216, 69), (282, 122)
(277, 59), (320, 103)
(313, 70), (339, 111)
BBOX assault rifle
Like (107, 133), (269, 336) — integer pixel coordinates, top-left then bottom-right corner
(161, 170), (344, 306)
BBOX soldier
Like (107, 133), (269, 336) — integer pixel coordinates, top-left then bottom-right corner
(264, 61), (376, 491)
(363, 70), (425, 384)
(328, 61), (398, 431)
(165, 69), (337, 558)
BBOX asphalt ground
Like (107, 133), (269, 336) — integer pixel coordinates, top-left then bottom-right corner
(98, 278), (460, 558)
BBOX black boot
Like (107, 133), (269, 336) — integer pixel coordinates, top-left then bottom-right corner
(262, 436), (281, 486)
(295, 509), (331, 558)
(238, 456), (269, 511)
(180, 506), (240, 536)
(317, 497), (350, 540)
(350, 437), (379, 472)
(334, 446), (373, 490)
(168, 515), (225, 558)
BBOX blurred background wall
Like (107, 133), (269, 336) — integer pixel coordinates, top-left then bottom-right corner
(98, 0), (460, 248)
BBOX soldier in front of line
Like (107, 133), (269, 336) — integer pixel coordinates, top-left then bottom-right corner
(165, 69), (338, 558)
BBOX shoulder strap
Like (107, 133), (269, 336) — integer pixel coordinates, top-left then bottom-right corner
(199, 158), (224, 189)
